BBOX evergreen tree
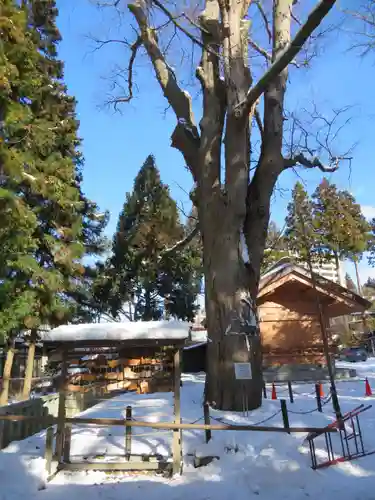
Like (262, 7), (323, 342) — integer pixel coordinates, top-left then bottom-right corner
(96, 155), (201, 321)
(0, 0), (107, 401)
(312, 179), (370, 271)
(284, 182), (316, 262)
(261, 221), (289, 273)
(0, 0), (43, 402)
(366, 219), (375, 267)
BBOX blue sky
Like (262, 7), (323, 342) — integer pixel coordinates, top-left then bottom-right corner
(55, 1), (375, 282)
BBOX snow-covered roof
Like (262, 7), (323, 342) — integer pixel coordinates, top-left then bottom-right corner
(40, 320), (191, 343)
(258, 257), (371, 315)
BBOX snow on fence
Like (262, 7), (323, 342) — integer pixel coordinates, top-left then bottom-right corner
(0, 386), (103, 450)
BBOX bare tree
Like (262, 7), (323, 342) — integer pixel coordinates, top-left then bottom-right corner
(93, 0), (338, 411)
(344, 1), (375, 55)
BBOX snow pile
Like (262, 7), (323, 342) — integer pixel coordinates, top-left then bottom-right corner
(40, 320), (191, 342)
(0, 361), (375, 499)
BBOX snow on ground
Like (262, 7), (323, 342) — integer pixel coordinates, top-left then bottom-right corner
(1, 362), (375, 500)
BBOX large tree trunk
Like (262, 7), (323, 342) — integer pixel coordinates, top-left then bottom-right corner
(22, 330), (37, 400)
(0, 341), (15, 406)
(200, 196), (262, 410)
(204, 268), (262, 410)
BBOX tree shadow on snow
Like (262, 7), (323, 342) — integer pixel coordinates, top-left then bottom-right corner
(2, 441), (375, 500)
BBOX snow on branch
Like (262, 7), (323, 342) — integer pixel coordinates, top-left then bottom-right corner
(282, 104), (355, 175)
(159, 223), (200, 261)
(283, 153), (340, 172)
(236, 0), (337, 116)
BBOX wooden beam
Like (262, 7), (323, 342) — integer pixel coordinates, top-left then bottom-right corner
(43, 339), (186, 351)
(45, 427), (54, 476)
(59, 461), (171, 472)
(63, 423), (72, 463)
(172, 348), (182, 475)
(0, 414), (338, 433)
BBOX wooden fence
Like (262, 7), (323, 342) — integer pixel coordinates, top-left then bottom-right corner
(0, 386), (102, 450)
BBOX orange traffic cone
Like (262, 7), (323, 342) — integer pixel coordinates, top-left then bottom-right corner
(271, 383), (277, 400)
(365, 378), (373, 397)
(319, 382), (324, 398)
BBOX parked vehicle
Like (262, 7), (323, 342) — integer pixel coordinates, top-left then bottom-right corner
(339, 347), (368, 362)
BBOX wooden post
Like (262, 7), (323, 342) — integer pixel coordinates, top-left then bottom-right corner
(125, 405), (132, 457)
(55, 348), (68, 461)
(203, 402), (211, 443)
(0, 420), (4, 450)
(22, 332), (37, 400)
(172, 349), (182, 475)
(280, 399), (290, 434)
(63, 423), (72, 463)
(0, 343), (15, 406)
(315, 384), (322, 413)
(45, 426), (54, 475)
(287, 381), (294, 403)
(263, 381), (267, 399)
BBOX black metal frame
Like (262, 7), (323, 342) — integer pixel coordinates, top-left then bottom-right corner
(307, 404), (374, 470)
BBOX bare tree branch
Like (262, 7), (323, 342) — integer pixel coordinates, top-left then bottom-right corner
(254, 106), (264, 142)
(248, 38), (271, 61)
(237, 0), (337, 116)
(110, 35), (142, 108)
(159, 223), (200, 261)
(128, 2), (198, 127)
(88, 37), (130, 52)
(128, 1), (200, 180)
(255, 0), (272, 43)
(151, 0), (207, 50)
(283, 104), (355, 177)
(283, 153), (341, 172)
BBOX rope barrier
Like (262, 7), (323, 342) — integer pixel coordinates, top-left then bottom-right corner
(292, 388), (317, 396)
(209, 409), (282, 427)
(252, 410), (282, 426)
(288, 393), (332, 415)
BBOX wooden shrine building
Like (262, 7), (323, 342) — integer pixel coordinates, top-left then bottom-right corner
(258, 261), (371, 368)
(39, 320), (189, 476)
(184, 260), (371, 377)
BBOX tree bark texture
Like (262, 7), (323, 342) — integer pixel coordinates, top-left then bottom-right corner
(128, 0), (337, 410)
(0, 343), (15, 406)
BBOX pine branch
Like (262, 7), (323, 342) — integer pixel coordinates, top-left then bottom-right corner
(237, 0), (337, 116)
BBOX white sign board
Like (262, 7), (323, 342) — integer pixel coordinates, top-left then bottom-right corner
(234, 362), (252, 380)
